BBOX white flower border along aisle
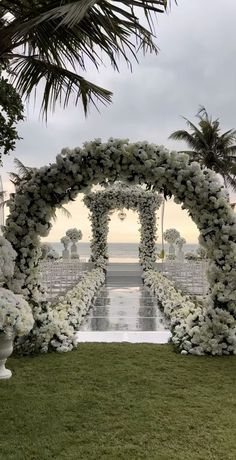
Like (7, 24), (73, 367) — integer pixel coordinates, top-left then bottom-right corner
(15, 268), (105, 354)
(83, 182), (162, 270)
(3, 138), (236, 355)
(143, 270), (236, 355)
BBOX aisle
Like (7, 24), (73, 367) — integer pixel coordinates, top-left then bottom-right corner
(76, 263), (171, 343)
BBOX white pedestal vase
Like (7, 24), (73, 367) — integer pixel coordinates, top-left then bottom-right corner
(62, 248), (70, 260)
(71, 242), (79, 259)
(176, 248), (184, 262)
(169, 243), (175, 256)
(0, 334), (13, 380)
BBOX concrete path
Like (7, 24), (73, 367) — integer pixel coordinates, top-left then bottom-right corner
(76, 263), (171, 343)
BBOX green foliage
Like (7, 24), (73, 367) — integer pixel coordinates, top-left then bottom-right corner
(1, 344), (236, 460)
(170, 107), (236, 191)
(0, 76), (24, 164)
(0, 1), (171, 117)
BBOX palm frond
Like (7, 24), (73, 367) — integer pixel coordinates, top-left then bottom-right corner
(10, 54), (112, 115)
(1, 1), (174, 116)
(59, 206), (72, 219)
(13, 157), (32, 177)
(224, 174), (236, 192)
(169, 130), (202, 151)
(0, 189), (8, 208)
(182, 117), (209, 149)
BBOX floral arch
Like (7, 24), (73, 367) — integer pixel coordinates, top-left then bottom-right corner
(83, 182), (163, 269)
(4, 138), (236, 355)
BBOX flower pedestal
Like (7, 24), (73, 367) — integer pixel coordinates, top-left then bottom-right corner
(62, 248), (70, 260)
(176, 248), (184, 262)
(169, 243), (175, 256)
(71, 242), (78, 258)
(0, 334), (13, 380)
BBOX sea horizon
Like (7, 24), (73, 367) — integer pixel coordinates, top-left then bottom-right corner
(47, 241), (199, 262)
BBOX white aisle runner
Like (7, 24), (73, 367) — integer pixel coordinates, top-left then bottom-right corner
(76, 263), (171, 344)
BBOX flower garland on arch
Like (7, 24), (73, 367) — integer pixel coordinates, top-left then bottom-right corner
(3, 138), (236, 354)
(83, 182), (162, 270)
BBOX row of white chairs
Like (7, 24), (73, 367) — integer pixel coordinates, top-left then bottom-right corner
(157, 260), (209, 296)
(39, 259), (91, 300)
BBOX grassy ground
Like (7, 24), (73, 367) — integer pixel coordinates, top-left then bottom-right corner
(1, 344), (236, 460)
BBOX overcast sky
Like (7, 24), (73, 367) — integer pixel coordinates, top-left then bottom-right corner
(1, 0), (236, 244)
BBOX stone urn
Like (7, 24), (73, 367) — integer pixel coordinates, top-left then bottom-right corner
(0, 333), (13, 380)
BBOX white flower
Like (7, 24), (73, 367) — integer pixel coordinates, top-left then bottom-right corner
(0, 287), (34, 337)
(164, 228), (180, 244)
(66, 228), (82, 242)
(0, 237), (17, 282)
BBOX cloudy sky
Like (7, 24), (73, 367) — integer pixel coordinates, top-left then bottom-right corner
(1, 0), (236, 244)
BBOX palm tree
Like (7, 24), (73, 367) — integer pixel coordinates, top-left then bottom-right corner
(169, 107), (236, 191)
(0, 1), (172, 118)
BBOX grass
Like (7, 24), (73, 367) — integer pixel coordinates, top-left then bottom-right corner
(1, 344), (236, 460)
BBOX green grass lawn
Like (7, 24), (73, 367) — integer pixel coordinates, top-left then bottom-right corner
(1, 344), (236, 460)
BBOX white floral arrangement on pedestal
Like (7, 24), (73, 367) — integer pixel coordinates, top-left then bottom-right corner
(0, 237), (34, 338)
(66, 228), (82, 258)
(66, 228), (82, 242)
(175, 236), (186, 261)
(0, 288), (34, 337)
(61, 235), (71, 249)
(60, 235), (71, 259)
(164, 228), (180, 257)
(175, 237), (186, 249)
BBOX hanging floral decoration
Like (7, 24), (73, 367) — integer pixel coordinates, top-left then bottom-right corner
(84, 182), (162, 270)
(2, 138), (235, 355)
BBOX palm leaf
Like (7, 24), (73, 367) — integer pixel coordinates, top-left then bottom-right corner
(169, 130), (202, 152)
(1, 1), (174, 116)
(13, 158), (32, 177)
(10, 54), (112, 115)
(59, 206), (72, 219)
(224, 174), (236, 192)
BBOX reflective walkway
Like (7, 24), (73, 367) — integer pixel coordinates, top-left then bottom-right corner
(77, 264), (171, 343)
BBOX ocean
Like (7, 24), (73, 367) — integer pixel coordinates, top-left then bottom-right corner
(49, 242), (198, 262)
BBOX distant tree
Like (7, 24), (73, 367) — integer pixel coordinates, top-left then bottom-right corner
(169, 107), (236, 191)
(0, 76), (24, 164)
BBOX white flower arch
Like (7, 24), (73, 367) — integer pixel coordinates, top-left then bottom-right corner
(4, 138), (236, 354)
(83, 182), (162, 269)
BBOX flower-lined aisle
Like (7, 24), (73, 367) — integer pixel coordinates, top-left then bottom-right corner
(143, 270), (236, 355)
(14, 268), (105, 354)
